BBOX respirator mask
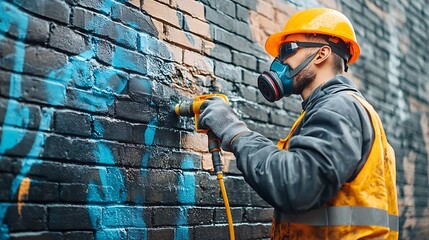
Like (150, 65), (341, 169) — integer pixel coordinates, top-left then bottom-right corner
(257, 41), (329, 102)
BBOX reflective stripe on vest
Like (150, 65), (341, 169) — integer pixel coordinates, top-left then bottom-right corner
(278, 206), (398, 232)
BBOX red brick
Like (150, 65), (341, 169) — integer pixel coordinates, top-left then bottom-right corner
(165, 43), (183, 63)
(256, 0), (274, 19)
(165, 25), (202, 51)
(181, 132), (208, 152)
(130, 0), (140, 8)
(183, 50), (214, 74)
(143, 0), (182, 28)
(183, 15), (210, 39)
(171, 0), (205, 21)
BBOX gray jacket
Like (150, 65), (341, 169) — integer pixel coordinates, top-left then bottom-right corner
(232, 76), (374, 214)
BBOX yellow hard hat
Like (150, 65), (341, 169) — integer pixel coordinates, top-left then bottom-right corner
(265, 8), (360, 64)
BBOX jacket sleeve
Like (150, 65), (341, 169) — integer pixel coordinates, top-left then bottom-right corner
(231, 108), (364, 214)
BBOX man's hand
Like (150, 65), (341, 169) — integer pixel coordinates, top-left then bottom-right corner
(198, 97), (250, 151)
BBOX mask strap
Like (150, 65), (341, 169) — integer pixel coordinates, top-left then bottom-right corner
(285, 50), (319, 78)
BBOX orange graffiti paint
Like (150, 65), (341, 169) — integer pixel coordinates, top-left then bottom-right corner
(17, 177), (31, 217)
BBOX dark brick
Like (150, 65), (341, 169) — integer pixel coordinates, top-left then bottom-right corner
(0, 37), (22, 72)
(236, 4), (249, 22)
(152, 207), (180, 226)
(48, 24), (90, 55)
(238, 85), (257, 102)
(30, 162), (100, 185)
(92, 116), (133, 142)
(223, 176), (252, 206)
(270, 109), (295, 127)
(133, 123), (181, 148)
(214, 60), (241, 82)
(230, 0), (257, 10)
(6, 14), (50, 43)
(112, 3), (158, 36)
(54, 110), (91, 137)
(112, 46), (147, 74)
(14, 0), (70, 24)
(234, 20), (254, 40)
(208, 43), (232, 62)
(244, 207), (273, 222)
(234, 223), (271, 239)
(2, 204), (46, 231)
(128, 76), (154, 101)
(0, 156), (20, 174)
(214, 207), (243, 224)
(232, 51), (257, 70)
(63, 231), (94, 240)
(201, 0), (236, 17)
(194, 225), (230, 240)
(144, 170), (179, 204)
(0, 173), (13, 200)
(48, 205), (101, 230)
(117, 144), (143, 167)
(72, 7), (97, 31)
(205, 7), (235, 33)
(78, 0), (111, 15)
(238, 101), (269, 122)
(19, 76), (65, 107)
(195, 172), (223, 206)
(43, 135), (99, 163)
(185, 207), (213, 225)
(94, 38), (113, 65)
(146, 148), (202, 170)
(9, 232), (63, 240)
(72, 8), (138, 49)
(145, 228), (175, 239)
(14, 181), (60, 202)
(0, 71), (11, 97)
(23, 46), (68, 76)
(115, 102), (155, 123)
(257, 58), (270, 73)
(60, 183), (92, 202)
(138, 33), (171, 60)
(107, 23), (138, 50)
(213, 25), (253, 53)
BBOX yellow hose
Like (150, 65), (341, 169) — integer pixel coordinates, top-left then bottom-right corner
(217, 173), (235, 240)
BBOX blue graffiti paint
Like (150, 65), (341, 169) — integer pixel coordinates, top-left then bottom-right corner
(0, 2), (29, 157)
(175, 156), (196, 240)
(87, 143), (129, 239)
(141, 117), (158, 177)
(0, 2), (30, 238)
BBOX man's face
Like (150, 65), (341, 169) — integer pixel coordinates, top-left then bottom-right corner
(281, 34), (320, 94)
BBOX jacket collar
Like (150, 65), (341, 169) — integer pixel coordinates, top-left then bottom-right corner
(301, 75), (359, 110)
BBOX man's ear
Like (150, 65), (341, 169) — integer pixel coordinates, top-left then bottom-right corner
(314, 46), (332, 65)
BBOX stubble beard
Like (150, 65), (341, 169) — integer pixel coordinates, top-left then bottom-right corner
(292, 65), (316, 95)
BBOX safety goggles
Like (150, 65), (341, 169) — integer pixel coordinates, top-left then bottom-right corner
(278, 41), (328, 61)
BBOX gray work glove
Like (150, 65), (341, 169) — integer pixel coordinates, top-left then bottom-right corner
(198, 97), (250, 151)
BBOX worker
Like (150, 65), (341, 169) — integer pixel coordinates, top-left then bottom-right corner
(198, 8), (398, 239)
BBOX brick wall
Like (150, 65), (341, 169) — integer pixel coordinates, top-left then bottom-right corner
(0, 0), (428, 239)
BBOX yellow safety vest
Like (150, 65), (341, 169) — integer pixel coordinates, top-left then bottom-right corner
(273, 95), (399, 239)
